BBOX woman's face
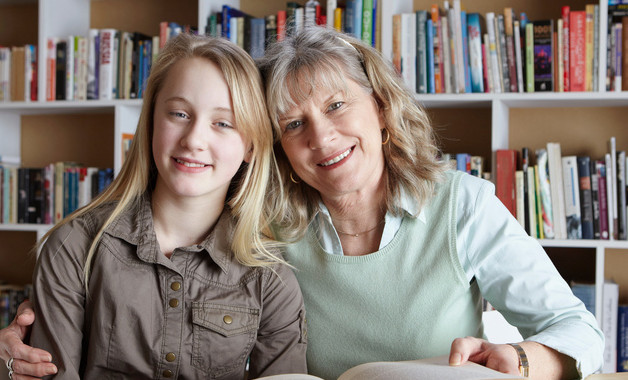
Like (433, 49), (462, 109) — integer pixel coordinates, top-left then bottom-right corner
(278, 75), (386, 200)
(152, 57), (250, 204)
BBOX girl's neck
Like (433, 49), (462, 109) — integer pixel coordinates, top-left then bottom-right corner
(151, 186), (226, 258)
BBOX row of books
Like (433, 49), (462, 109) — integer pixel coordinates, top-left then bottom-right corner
(607, 4), (628, 91)
(0, 284), (32, 330)
(208, 2), (380, 59)
(0, 20), (193, 103)
(494, 138), (628, 241)
(0, 45), (37, 102)
(440, 152), (490, 180)
(393, 2), (601, 94)
(571, 281), (628, 372)
(0, 163), (113, 225)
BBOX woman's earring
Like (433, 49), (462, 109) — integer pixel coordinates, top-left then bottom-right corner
(290, 172), (300, 184)
(382, 128), (390, 145)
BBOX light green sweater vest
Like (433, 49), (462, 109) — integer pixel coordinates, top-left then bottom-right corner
(283, 171), (483, 380)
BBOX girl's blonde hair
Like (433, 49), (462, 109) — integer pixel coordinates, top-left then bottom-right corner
(40, 33), (283, 287)
(257, 27), (446, 241)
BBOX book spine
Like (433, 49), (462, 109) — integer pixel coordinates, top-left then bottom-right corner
(426, 18), (435, 93)
(562, 6), (570, 91)
(430, 5), (443, 93)
(504, 8), (518, 92)
(536, 149), (555, 238)
(514, 20), (524, 93)
(515, 170), (525, 228)
(526, 22), (534, 92)
(486, 12), (501, 93)
(467, 13), (484, 93)
(98, 29), (115, 100)
(577, 157), (595, 239)
(496, 14), (510, 92)
(618, 305), (628, 372)
(597, 161), (609, 240)
(416, 11), (427, 94)
(570, 11), (587, 91)
(46, 38), (56, 101)
(534, 20), (554, 91)
(562, 156), (582, 239)
(361, 0), (374, 45)
(527, 166), (538, 238)
(585, 4), (595, 91)
(496, 149), (517, 218)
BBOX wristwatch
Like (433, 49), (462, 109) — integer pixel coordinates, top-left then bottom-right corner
(508, 343), (529, 377)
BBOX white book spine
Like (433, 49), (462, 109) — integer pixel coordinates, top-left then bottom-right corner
(65, 36), (74, 100)
(527, 166), (537, 238)
(99, 29), (116, 100)
(561, 156), (582, 239)
(513, 20), (524, 93)
(602, 281), (619, 372)
(452, 0), (465, 93)
(401, 13), (416, 93)
(327, 0), (337, 28)
(441, 16), (452, 93)
(605, 153), (614, 240)
(485, 12), (502, 93)
(515, 170), (525, 229)
(610, 137), (618, 238)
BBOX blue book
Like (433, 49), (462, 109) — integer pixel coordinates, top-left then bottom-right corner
(345, 0), (355, 35)
(249, 18), (266, 59)
(371, 0), (377, 46)
(460, 10), (472, 93)
(352, 0), (363, 39)
(571, 283), (595, 315)
(426, 18), (435, 93)
(467, 13), (484, 93)
(456, 153), (471, 173)
(416, 10), (428, 94)
(618, 305), (628, 372)
(221, 5), (249, 39)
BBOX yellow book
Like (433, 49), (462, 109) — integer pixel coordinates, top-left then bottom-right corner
(334, 7), (343, 31)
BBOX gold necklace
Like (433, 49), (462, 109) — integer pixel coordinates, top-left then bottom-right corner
(335, 219), (385, 237)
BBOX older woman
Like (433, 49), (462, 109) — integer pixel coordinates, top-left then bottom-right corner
(1, 27), (604, 380)
(256, 27), (602, 380)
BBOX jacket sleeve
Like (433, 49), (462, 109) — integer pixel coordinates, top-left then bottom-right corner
(247, 259), (308, 377)
(30, 219), (91, 380)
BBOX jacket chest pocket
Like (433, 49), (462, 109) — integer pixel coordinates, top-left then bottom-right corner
(191, 302), (260, 377)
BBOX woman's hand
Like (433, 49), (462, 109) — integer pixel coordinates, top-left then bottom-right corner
(449, 336), (579, 380)
(449, 336), (521, 375)
(0, 300), (57, 379)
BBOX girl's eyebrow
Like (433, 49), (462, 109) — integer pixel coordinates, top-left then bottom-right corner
(164, 96), (233, 113)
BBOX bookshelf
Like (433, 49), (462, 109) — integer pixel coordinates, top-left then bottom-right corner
(1, 0), (628, 373)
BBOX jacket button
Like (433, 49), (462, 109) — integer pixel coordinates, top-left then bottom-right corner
(223, 315), (233, 324)
(166, 352), (176, 362)
(171, 282), (181, 291)
(169, 299), (179, 308)
(163, 369), (173, 378)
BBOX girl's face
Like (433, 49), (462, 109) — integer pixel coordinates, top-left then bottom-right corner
(152, 57), (250, 204)
(278, 75), (386, 200)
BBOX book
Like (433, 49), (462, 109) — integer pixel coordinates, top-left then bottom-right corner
(533, 20), (554, 91)
(467, 13), (484, 93)
(602, 281), (619, 372)
(430, 4), (443, 93)
(416, 10), (428, 94)
(536, 149), (554, 239)
(618, 305), (628, 372)
(515, 170), (525, 228)
(547, 143), (567, 239)
(591, 159), (601, 239)
(618, 151), (627, 240)
(495, 149), (517, 218)
(605, 153), (615, 240)
(504, 8), (518, 92)
(562, 6), (570, 91)
(401, 12), (416, 92)
(254, 355), (524, 379)
(525, 22), (534, 92)
(577, 156), (595, 239)
(485, 12), (502, 93)
(527, 166), (538, 238)
(570, 11), (587, 91)
(562, 156), (582, 239)
(570, 282), (596, 315)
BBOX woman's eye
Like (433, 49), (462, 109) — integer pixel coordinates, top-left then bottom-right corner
(285, 120), (304, 131)
(215, 121), (233, 129)
(328, 101), (343, 111)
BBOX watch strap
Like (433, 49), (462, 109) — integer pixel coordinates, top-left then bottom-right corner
(508, 343), (529, 377)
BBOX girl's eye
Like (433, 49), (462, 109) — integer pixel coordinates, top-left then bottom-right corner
(285, 120), (304, 131)
(170, 111), (189, 119)
(328, 101), (343, 112)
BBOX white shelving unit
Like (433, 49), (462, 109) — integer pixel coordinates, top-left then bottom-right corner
(0, 0), (626, 345)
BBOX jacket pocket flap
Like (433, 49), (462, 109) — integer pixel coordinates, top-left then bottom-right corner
(192, 302), (259, 337)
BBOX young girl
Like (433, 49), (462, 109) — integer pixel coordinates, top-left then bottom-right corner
(27, 33), (307, 379)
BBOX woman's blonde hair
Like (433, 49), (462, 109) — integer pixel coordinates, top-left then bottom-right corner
(257, 27), (446, 241)
(40, 33), (283, 288)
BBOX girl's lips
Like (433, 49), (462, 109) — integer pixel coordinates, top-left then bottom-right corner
(318, 147), (354, 167)
(173, 157), (209, 168)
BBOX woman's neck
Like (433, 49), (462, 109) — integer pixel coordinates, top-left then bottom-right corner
(151, 187), (225, 258)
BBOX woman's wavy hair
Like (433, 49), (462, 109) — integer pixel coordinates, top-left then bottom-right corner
(257, 26), (446, 241)
(39, 33), (284, 289)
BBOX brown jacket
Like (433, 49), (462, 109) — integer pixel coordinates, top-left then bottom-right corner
(31, 196), (307, 379)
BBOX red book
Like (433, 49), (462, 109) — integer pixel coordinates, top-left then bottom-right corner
(569, 10), (586, 91)
(596, 160), (609, 239)
(277, 10), (287, 42)
(562, 6), (570, 91)
(496, 149), (518, 218)
(46, 38), (56, 101)
(430, 4), (444, 93)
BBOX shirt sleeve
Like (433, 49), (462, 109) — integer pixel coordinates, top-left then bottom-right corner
(456, 174), (604, 378)
(247, 260), (308, 377)
(30, 219), (90, 380)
